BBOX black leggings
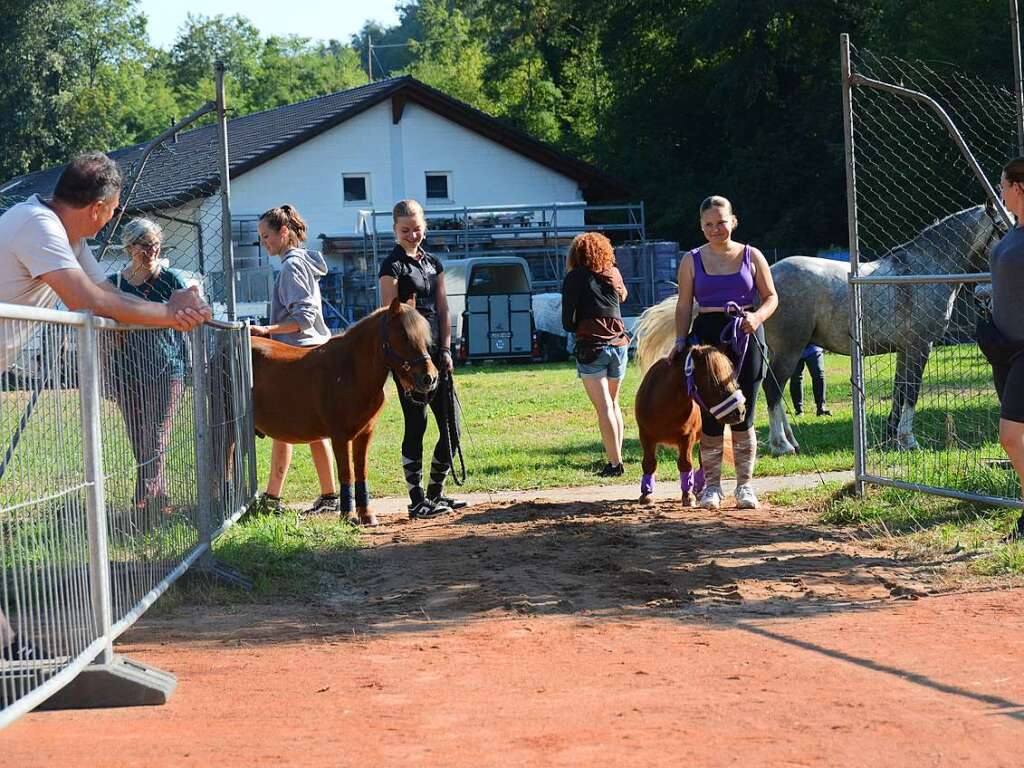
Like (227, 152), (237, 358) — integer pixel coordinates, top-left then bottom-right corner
(691, 312), (765, 436)
(790, 350), (826, 411)
(395, 356), (454, 503)
(993, 355), (1024, 423)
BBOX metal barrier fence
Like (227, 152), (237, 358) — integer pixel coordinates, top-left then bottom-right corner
(842, 35), (1023, 509)
(0, 305), (256, 729)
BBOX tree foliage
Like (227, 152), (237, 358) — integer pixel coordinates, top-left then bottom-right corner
(0, 0), (1016, 247)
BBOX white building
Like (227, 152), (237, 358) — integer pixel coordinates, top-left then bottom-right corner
(2, 76), (629, 318)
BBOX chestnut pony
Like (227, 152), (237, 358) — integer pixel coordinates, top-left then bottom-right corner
(634, 315), (745, 505)
(251, 299), (437, 525)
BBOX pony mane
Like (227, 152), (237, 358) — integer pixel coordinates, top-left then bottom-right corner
(690, 344), (734, 391)
(335, 303), (432, 350)
(635, 296), (680, 374)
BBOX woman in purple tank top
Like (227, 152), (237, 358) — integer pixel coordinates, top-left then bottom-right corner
(670, 196), (779, 510)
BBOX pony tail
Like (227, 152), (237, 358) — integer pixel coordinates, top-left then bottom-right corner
(284, 205), (307, 244)
(260, 204), (307, 247)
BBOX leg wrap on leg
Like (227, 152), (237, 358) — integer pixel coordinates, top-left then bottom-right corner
(679, 470), (694, 493)
(355, 480), (369, 509)
(693, 467), (705, 494)
(701, 434), (724, 489)
(733, 429), (758, 486)
(426, 455), (451, 501)
(641, 473), (655, 495)
(339, 484), (354, 513)
(402, 454), (424, 505)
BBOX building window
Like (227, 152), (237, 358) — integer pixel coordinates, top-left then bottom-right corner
(425, 172), (452, 201)
(343, 173), (370, 204)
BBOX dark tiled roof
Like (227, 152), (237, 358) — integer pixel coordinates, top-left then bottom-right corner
(0, 76), (628, 210)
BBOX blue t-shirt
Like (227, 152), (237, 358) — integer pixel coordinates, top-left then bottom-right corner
(991, 225), (1024, 342)
(106, 268), (187, 381)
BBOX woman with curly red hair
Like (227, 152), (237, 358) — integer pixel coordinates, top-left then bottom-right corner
(561, 232), (630, 476)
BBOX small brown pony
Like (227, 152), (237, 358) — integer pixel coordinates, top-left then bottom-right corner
(251, 299), (437, 525)
(634, 342), (744, 506)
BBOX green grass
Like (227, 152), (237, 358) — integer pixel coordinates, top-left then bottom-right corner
(263, 354), (865, 503)
(764, 481), (1024, 576)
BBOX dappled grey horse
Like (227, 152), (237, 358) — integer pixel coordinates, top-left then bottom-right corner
(763, 204), (1000, 455)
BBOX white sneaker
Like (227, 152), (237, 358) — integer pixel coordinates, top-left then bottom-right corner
(700, 485), (723, 510)
(735, 484), (759, 509)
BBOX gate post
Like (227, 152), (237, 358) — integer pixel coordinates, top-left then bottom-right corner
(841, 34), (867, 498)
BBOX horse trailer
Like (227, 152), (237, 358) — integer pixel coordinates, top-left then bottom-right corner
(443, 257), (537, 363)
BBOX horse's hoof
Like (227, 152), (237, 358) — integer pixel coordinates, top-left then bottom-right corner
(358, 508), (379, 526)
(344, 511), (360, 526)
(770, 443), (797, 457)
(681, 491), (697, 507)
(639, 493), (653, 505)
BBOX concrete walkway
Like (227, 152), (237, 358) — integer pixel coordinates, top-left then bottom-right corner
(364, 469), (855, 518)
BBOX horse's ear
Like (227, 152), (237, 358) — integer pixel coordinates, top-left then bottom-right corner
(388, 297), (403, 317)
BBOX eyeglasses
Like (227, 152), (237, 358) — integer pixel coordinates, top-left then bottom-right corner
(132, 240), (161, 253)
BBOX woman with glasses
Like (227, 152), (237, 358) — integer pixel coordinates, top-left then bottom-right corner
(669, 196), (779, 510)
(107, 217), (188, 514)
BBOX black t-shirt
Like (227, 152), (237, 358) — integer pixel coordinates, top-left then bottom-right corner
(378, 245), (445, 333)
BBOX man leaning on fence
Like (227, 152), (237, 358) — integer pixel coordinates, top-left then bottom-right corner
(0, 152), (211, 660)
(0, 151), (211, 372)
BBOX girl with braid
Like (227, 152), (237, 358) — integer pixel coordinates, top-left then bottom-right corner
(670, 196), (778, 509)
(250, 205), (340, 516)
(378, 199), (465, 519)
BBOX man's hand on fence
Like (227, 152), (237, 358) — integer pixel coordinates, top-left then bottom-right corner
(249, 325), (270, 337)
(168, 286), (212, 332)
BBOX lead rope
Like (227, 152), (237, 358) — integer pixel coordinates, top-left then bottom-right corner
(724, 303), (832, 489)
(439, 367), (467, 487)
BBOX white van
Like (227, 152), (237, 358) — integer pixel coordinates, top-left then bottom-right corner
(443, 257), (536, 363)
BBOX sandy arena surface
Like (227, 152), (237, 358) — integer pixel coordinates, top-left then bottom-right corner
(6, 481), (1024, 766)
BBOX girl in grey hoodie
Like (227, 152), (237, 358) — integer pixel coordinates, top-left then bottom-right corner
(251, 205), (338, 515)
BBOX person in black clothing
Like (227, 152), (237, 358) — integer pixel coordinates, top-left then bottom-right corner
(790, 345), (831, 417)
(378, 199), (466, 519)
(561, 232), (630, 477)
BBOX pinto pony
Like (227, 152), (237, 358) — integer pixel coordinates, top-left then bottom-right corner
(634, 308), (744, 505)
(251, 299), (437, 525)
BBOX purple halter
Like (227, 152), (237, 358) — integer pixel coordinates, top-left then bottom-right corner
(684, 301), (749, 422)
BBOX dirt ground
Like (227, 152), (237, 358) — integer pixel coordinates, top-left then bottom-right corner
(5, 489), (1024, 766)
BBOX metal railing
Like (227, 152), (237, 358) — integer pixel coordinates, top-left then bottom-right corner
(0, 305), (256, 729)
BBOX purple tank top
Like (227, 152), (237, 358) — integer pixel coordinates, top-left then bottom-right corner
(691, 245), (758, 308)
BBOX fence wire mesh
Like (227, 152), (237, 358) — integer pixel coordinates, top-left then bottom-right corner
(1, 81), (257, 729)
(848, 43), (1021, 505)
(1, 316), (97, 720)
(1, 310), (254, 728)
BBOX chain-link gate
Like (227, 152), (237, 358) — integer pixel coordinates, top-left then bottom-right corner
(842, 34), (1023, 509)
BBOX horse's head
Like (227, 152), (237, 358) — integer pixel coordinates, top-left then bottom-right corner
(382, 299), (438, 403)
(687, 344), (746, 425)
(969, 202), (1004, 271)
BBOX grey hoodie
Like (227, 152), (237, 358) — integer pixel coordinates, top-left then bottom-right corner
(270, 248), (330, 347)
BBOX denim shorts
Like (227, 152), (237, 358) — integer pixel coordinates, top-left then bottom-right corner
(577, 343), (629, 380)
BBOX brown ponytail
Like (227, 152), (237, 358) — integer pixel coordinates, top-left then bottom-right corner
(259, 204), (308, 247)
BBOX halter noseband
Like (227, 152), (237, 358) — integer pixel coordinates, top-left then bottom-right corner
(683, 301), (749, 422)
(380, 313), (431, 376)
(684, 350), (746, 420)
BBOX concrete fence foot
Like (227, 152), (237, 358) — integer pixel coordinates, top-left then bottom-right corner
(38, 655), (176, 710)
